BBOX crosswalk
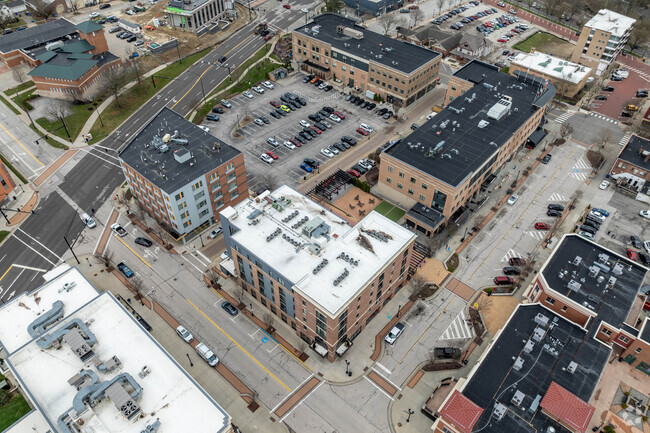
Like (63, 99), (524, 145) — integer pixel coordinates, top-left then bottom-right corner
(527, 230), (546, 241)
(589, 112), (618, 124)
(619, 132), (631, 147)
(548, 193), (567, 202)
(439, 311), (473, 341)
(554, 111), (574, 124)
(623, 65), (650, 82)
(571, 157), (591, 181)
(501, 249), (524, 262)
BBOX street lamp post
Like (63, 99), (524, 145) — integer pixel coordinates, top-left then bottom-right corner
(397, 304), (402, 317)
(406, 409), (414, 422)
(345, 360), (351, 376)
(186, 353), (194, 366)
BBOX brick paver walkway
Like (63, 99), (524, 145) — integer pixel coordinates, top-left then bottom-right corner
(7, 191), (38, 226)
(367, 370), (398, 396)
(95, 209), (118, 256)
(33, 149), (77, 187)
(445, 278), (476, 302)
(273, 376), (321, 418)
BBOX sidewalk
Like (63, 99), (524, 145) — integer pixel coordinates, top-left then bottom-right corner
(0, 178), (37, 230)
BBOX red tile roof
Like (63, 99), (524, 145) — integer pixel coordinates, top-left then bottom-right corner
(540, 382), (595, 433)
(440, 390), (484, 433)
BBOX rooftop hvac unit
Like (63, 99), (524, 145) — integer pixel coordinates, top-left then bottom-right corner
(567, 361), (578, 374)
(598, 253), (609, 264)
(567, 280), (581, 292)
(612, 263), (624, 275)
(588, 266), (600, 278)
(573, 256), (582, 266)
(478, 120), (490, 128)
(511, 390), (525, 406)
(486, 95), (512, 121)
(534, 313), (549, 327)
(173, 148), (191, 163)
(607, 276), (617, 288)
(529, 394), (542, 413)
(593, 262), (610, 273)
(492, 403), (507, 421)
(532, 327), (545, 342)
(524, 340), (535, 353)
(513, 357), (524, 371)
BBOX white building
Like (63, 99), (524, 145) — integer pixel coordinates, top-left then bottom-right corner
(510, 50), (592, 97)
(0, 265), (233, 433)
(571, 9), (636, 71)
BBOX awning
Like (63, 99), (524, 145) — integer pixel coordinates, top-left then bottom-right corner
(527, 128), (546, 146)
(406, 203), (444, 232)
(304, 59), (330, 72)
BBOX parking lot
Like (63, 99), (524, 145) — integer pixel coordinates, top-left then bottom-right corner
(590, 68), (649, 122)
(204, 73), (396, 192)
(454, 141), (592, 290)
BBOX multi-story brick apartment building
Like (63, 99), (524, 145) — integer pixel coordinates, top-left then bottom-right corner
(571, 9), (635, 72)
(0, 18), (77, 68)
(219, 185), (415, 361)
(28, 21), (122, 100)
(610, 134), (649, 193)
(119, 107), (248, 240)
(377, 60), (555, 236)
(510, 50), (592, 97)
(431, 234), (649, 433)
(165, 0), (227, 32)
(293, 13), (441, 108)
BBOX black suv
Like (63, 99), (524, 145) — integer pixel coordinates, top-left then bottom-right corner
(304, 158), (319, 168)
(547, 204), (565, 212)
(341, 136), (357, 145)
(541, 154), (551, 164)
(503, 266), (521, 275)
(308, 114), (320, 122)
(322, 106), (335, 113)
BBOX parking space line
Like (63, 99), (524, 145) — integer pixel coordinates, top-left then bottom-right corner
(249, 329), (261, 338)
(187, 299), (292, 392)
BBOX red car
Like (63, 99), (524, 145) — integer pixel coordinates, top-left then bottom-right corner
(356, 128), (369, 136)
(333, 111), (345, 119)
(283, 3), (290, 8)
(534, 222), (550, 230)
(627, 249), (638, 261)
(264, 35), (272, 41)
(265, 150), (278, 160)
(347, 168), (361, 178)
(290, 138), (302, 147)
(270, 101), (280, 108)
(408, 4), (418, 9)
(310, 126), (322, 134)
(497, 38), (507, 43)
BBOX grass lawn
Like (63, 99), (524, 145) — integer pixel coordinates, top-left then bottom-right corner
(36, 103), (95, 141)
(373, 201), (406, 222)
(29, 124), (69, 150)
(207, 43), (272, 98)
(88, 48), (212, 144)
(0, 230), (9, 244)
(0, 94), (19, 115)
(4, 81), (35, 96)
(513, 32), (573, 59)
(0, 392), (31, 431)
(12, 89), (36, 111)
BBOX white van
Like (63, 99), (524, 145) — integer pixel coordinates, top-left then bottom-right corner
(195, 342), (219, 366)
(80, 213), (96, 228)
(426, 112), (437, 120)
(359, 123), (373, 133)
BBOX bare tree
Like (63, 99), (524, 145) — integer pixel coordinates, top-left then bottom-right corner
(596, 129), (612, 151)
(409, 273), (429, 300)
(131, 277), (145, 300)
(543, 0), (562, 17)
(559, 122), (574, 139)
(473, 293), (492, 313)
(69, 0), (80, 13)
(103, 66), (125, 107)
(262, 312), (275, 331)
(255, 172), (278, 192)
(45, 103), (72, 139)
(379, 13), (399, 35)
(435, 0), (444, 16)
(205, 269), (219, 286)
(233, 286), (246, 305)
(26, 0), (54, 19)
(101, 249), (114, 267)
(0, 15), (15, 31)
(297, 341), (308, 356)
(12, 65), (29, 86)
(410, 8), (424, 28)
(565, 0), (584, 22)
(626, 19), (650, 54)
(127, 54), (144, 88)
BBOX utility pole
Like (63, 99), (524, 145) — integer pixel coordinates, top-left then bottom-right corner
(13, 87), (35, 129)
(64, 235), (80, 264)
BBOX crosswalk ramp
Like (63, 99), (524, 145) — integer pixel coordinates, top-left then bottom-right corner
(619, 132), (631, 147)
(548, 193), (567, 202)
(589, 112), (617, 124)
(501, 249), (524, 262)
(440, 311), (473, 341)
(554, 112), (574, 124)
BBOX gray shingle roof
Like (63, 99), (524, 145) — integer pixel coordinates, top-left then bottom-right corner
(0, 18), (76, 54)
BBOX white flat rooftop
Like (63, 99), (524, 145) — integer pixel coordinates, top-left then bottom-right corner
(225, 185), (415, 317)
(584, 9), (635, 37)
(4, 410), (50, 433)
(0, 267), (230, 433)
(511, 52), (592, 84)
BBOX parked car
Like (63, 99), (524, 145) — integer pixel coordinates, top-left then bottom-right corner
(176, 325), (194, 343)
(212, 106), (224, 114)
(265, 150), (278, 160)
(503, 266), (521, 275)
(304, 158), (319, 168)
(221, 99), (232, 108)
(222, 301), (239, 316)
(548, 204), (565, 212)
(547, 209), (562, 217)
(243, 90), (254, 99)
(300, 163), (313, 172)
(578, 231), (594, 240)
(534, 222), (550, 230)
(117, 262), (134, 278)
(80, 213), (96, 228)
(262, 80), (274, 89)
(644, 240), (650, 255)
(507, 194), (518, 205)
(206, 114), (219, 121)
(260, 153), (274, 164)
(599, 180), (610, 189)
(542, 154), (551, 164)
(111, 223), (127, 237)
(384, 322), (405, 345)
(208, 227), (223, 239)
(627, 249), (638, 261)
(135, 237), (152, 247)
(356, 128), (369, 136)
(321, 148), (335, 158)
(631, 236), (642, 249)
(494, 276), (513, 285)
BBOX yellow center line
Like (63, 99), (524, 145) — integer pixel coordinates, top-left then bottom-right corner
(0, 265), (14, 282)
(114, 235), (152, 268)
(187, 299), (292, 392)
(171, 32), (256, 109)
(398, 296), (456, 364)
(467, 146), (578, 281)
(0, 122), (44, 166)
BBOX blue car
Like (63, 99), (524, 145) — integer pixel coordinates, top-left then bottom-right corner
(117, 262), (134, 278)
(206, 114), (220, 121)
(592, 208), (610, 217)
(300, 163), (313, 173)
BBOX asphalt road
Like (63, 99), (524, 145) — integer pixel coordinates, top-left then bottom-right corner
(0, 2), (317, 303)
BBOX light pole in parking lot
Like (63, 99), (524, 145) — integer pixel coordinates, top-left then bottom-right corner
(186, 353), (194, 367)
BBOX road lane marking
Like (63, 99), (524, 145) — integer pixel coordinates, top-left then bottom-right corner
(114, 235), (152, 268)
(363, 376), (394, 401)
(16, 228), (62, 261)
(375, 362), (392, 376)
(12, 264), (47, 272)
(181, 254), (203, 273)
(0, 265), (13, 282)
(11, 235), (55, 266)
(0, 122), (44, 167)
(171, 33), (256, 110)
(187, 298), (292, 392)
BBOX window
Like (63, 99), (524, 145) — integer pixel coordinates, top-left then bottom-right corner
(561, 306), (567, 312)
(199, 209), (209, 217)
(182, 219), (192, 228)
(197, 200), (207, 209)
(194, 190), (205, 200)
(388, 166), (393, 173)
(175, 192), (184, 200)
(419, 194), (425, 201)
(209, 172), (219, 182)
(342, 65), (346, 71)
(316, 310), (327, 339)
(422, 183), (428, 190)
(399, 171), (404, 178)
(601, 328), (612, 336)
(619, 335), (631, 344)
(545, 297), (555, 305)
(230, 190), (239, 200)
(386, 177), (392, 184)
(192, 180), (203, 190)
(408, 188), (414, 195)
(180, 210), (189, 219)
(636, 347), (643, 354)
(225, 162), (234, 173)
(397, 183), (403, 189)
(410, 177), (416, 184)
(178, 201), (187, 210)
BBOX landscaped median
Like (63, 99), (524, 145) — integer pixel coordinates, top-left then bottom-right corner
(87, 48), (213, 145)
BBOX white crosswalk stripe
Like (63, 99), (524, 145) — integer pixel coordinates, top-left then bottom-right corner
(548, 193), (567, 202)
(527, 231), (545, 241)
(571, 172), (589, 181)
(588, 112), (617, 124)
(554, 112), (574, 124)
(573, 158), (590, 170)
(501, 249), (523, 262)
(440, 311), (474, 341)
(619, 133), (631, 147)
